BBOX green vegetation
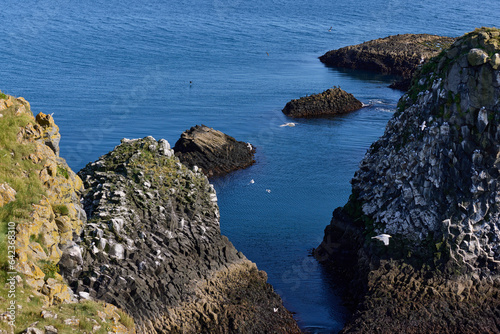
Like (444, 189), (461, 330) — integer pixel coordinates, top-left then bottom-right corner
(38, 260), (60, 280)
(0, 100), (45, 269)
(56, 166), (69, 179)
(52, 204), (69, 216)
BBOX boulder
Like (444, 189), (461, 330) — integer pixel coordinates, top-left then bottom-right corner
(174, 125), (255, 178)
(282, 87), (363, 118)
(320, 34), (455, 90)
(0, 183), (16, 207)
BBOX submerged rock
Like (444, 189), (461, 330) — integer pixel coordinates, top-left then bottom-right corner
(282, 87), (363, 118)
(71, 136), (299, 333)
(174, 125), (255, 178)
(320, 34), (455, 90)
(315, 27), (500, 333)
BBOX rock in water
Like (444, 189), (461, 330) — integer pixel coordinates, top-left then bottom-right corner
(320, 34), (455, 90)
(282, 87), (363, 118)
(174, 125), (255, 178)
(315, 28), (500, 333)
(72, 136), (300, 333)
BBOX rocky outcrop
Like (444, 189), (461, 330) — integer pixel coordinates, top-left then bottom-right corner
(68, 136), (299, 333)
(320, 34), (455, 90)
(315, 27), (500, 332)
(282, 87), (363, 118)
(174, 125), (255, 178)
(0, 93), (135, 333)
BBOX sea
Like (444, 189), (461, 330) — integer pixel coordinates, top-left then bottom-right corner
(0, 0), (497, 332)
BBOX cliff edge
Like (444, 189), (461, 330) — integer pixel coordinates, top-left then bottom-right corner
(0, 93), (135, 333)
(315, 27), (500, 333)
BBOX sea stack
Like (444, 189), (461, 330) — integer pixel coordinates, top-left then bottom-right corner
(174, 125), (256, 178)
(315, 27), (500, 333)
(282, 87), (363, 118)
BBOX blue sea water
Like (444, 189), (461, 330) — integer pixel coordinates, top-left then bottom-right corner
(0, 0), (497, 332)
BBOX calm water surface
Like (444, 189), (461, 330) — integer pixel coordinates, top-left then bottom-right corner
(0, 0), (497, 332)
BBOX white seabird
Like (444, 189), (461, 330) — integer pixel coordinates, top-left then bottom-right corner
(279, 122), (296, 127)
(372, 234), (392, 246)
(420, 121), (427, 131)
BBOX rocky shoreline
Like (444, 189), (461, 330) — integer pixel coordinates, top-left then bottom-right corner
(282, 87), (363, 118)
(320, 34), (455, 90)
(315, 27), (500, 333)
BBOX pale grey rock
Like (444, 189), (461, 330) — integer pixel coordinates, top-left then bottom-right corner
(468, 48), (489, 66)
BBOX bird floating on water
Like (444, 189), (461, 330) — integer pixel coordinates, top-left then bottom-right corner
(266, 52), (269, 56)
(279, 122), (296, 127)
(249, 179), (255, 185)
(328, 26), (332, 32)
(372, 234), (392, 246)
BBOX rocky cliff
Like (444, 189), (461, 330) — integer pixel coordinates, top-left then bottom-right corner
(0, 94), (135, 333)
(66, 136), (299, 333)
(320, 34), (455, 90)
(282, 87), (363, 118)
(174, 125), (256, 178)
(315, 27), (500, 333)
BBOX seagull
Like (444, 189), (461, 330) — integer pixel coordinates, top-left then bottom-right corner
(372, 234), (392, 246)
(273, 308), (278, 313)
(328, 26), (332, 32)
(249, 179), (255, 185)
(420, 121), (427, 131)
(279, 122), (296, 127)
(266, 189), (271, 193)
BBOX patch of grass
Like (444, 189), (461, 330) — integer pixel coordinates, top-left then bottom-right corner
(52, 204), (69, 216)
(0, 100), (45, 268)
(56, 166), (69, 179)
(116, 308), (135, 329)
(38, 260), (60, 280)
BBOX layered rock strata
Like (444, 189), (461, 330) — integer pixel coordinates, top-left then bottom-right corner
(68, 136), (299, 333)
(174, 125), (256, 178)
(320, 34), (455, 90)
(282, 87), (363, 118)
(315, 27), (500, 333)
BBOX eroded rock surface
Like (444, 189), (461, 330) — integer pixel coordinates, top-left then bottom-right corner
(320, 34), (455, 90)
(315, 27), (500, 333)
(70, 136), (299, 333)
(282, 87), (363, 118)
(174, 125), (255, 178)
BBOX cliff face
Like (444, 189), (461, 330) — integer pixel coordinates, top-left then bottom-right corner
(0, 94), (135, 333)
(67, 136), (299, 333)
(315, 28), (500, 333)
